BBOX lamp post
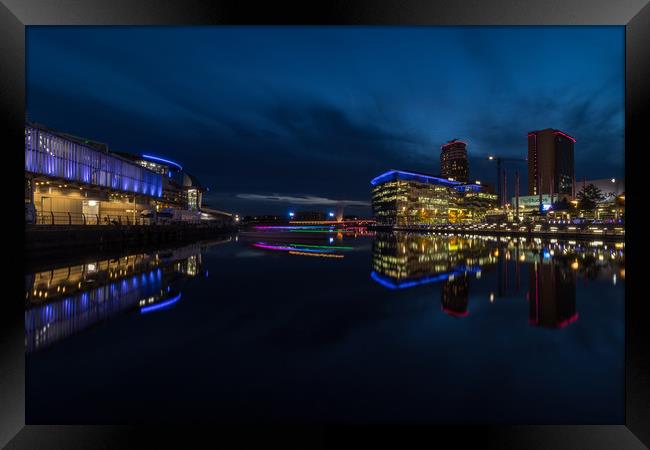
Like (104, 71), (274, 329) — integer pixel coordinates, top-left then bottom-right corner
(487, 155), (527, 208)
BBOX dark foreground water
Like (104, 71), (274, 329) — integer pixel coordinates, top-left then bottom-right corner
(25, 228), (625, 424)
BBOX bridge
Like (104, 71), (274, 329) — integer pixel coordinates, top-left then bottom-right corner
(288, 219), (376, 226)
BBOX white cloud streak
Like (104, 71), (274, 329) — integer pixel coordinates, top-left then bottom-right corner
(236, 193), (370, 207)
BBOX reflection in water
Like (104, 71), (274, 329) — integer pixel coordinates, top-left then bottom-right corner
(25, 230), (625, 354)
(371, 233), (491, 290)
(237, 227), (364, 259)
(25, 238), (231, 353)
(25, 229), (626, 424)
(529, 255), (578, 328)
(371, 233), (624, 327)
(441, 273), (470, 317)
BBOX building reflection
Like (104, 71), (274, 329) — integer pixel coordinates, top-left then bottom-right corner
(528, 253), (578, 328)
(25, 238), (231, 353)
(371, 233), (494, 289)
(371, 233), (625, 328)
(441, 273), (470, 317)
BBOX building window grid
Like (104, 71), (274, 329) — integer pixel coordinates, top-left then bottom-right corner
(25, 127), (163, 198)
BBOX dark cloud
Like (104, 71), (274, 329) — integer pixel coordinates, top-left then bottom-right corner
(26, 27), (624, 214)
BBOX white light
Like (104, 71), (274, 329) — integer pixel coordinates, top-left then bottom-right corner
(87, 200), (97, 207)
(611, 178), (616, 183)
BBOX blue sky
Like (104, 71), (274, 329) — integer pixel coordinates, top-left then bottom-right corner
(27, 26), (624, 215)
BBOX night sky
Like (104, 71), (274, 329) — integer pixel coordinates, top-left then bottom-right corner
(26, 26), (624, 216)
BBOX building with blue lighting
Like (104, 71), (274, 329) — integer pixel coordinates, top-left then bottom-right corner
(370, 169), (497, 226)
(112, 151), (206, 212)
(25, 123), (208, 224)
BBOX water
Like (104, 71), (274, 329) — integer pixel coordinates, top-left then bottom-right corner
(25, 228), (625, 424)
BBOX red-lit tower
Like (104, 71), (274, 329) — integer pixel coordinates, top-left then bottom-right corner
(527, 128), (575, 200)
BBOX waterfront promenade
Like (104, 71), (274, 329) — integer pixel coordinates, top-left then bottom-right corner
(369, 223), (625, 241)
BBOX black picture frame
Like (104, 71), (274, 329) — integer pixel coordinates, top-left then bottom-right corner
(2, 1), (648, 448)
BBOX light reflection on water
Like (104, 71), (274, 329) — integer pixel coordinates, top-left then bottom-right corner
(25, 228), (625, 423)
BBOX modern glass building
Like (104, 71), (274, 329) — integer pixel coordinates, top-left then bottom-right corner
(25, 123), (210, 224)
(112, 151), (206, 211)
(371, 169), (497, 226)
(25, 124), (163, 197)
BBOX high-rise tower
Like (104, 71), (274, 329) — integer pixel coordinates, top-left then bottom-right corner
(440, 139), (469, 182)
(527, 129), (575, 200)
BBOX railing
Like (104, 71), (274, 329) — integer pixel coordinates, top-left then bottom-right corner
(392, 223), (625, 238)
(34, 211), (144, 226)
(31, 211), (213, 227)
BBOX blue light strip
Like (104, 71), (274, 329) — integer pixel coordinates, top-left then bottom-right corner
(370, 169), (462, 187)
(25, 126), (163, 198)
(371, 265), (481, 290)
(141, 154), (183, 171)
(455, 184), (483, 193)
(140, 292), (182, 314)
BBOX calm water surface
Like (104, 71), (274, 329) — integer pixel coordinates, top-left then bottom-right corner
(25, 228), (625, 423)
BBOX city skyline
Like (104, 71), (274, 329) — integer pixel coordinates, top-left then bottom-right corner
(27, 26), (624, 215)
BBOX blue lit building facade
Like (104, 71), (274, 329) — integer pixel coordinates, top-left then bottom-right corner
(25, 124), (163, 197)
(25, 123), (206, 224)
(111, 151), (206, 211)
(371, 170), (497, 226)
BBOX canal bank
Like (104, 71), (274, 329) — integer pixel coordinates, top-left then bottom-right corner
(25, 223), (238, 260)
(368, 225), (625, 241)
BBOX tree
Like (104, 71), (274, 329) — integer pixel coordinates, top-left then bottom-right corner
(576, 184), (605, 211)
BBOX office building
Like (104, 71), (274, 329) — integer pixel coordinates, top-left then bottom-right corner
(25, 123), (210, 224)
(371, 169), (497, 226)
(440, 139), (469, 182)
(527, 128), (575, 200)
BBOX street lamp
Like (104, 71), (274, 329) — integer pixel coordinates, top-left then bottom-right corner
(486, 154), (527, 207)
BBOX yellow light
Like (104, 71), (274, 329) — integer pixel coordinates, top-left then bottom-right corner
(571, 260), (579, 270)
(519, 254), (525, 261)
